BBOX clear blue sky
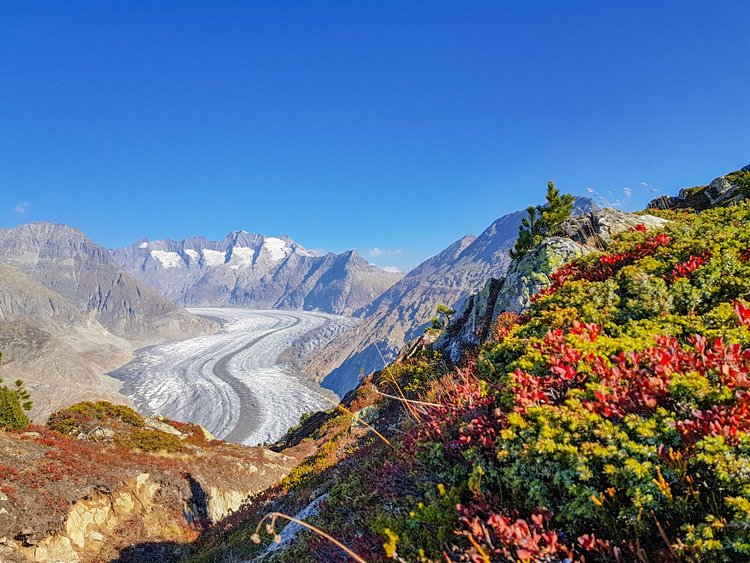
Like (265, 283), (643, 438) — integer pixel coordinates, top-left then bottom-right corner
(1, 2), (748, 271)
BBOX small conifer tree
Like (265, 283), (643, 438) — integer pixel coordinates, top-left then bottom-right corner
(0, 352), (33, 430)
(430, 304), (455, 330)
(511, 181), (575, 259)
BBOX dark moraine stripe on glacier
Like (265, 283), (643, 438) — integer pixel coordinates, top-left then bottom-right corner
(208, 314), (301, 444)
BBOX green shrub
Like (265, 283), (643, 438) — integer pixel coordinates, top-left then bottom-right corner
(121, 428), (184, 453)
(511, 181), (575, 259)
(0, 373), (32, 430)
(47, 401), (144, 435)
(727, 169), (750, 198)
(0, 385), (30, 430)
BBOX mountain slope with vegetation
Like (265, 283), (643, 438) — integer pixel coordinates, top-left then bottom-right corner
(309, 198), (597, 396)
(0, 401), (300, 562)
(0, 262), (134, 420)
(186, 166), (750, 562)
(0, 222), (219, 420)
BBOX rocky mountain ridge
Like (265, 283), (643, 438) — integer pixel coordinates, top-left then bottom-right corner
(112, 231), (402, 315)
(0, 222), (216, 344)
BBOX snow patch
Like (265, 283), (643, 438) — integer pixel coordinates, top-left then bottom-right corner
(139, 242), (148, 249)
(184, 249), (199, 263)
(263, 237), (289, 261)
(150, 250), (183, 268)
(202, 249), (226, 267)
(229, 246), (255, 269)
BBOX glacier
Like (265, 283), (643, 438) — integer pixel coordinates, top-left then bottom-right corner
(111, 308), (342, 446)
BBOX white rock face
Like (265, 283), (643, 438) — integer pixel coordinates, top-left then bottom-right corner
(0, 222), (215, 344)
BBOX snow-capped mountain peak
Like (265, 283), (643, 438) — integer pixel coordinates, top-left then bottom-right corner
(112, 231), (402, 315)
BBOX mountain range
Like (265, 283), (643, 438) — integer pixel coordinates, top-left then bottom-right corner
(112, 232), (402, 315)
(0, 223), (216, 343)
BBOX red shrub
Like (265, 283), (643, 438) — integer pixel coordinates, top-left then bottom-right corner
(671, 253), (708, 281)
(534, 232), (671, 301)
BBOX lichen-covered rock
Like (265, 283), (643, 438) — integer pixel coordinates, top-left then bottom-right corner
(256, 494), (330, 560)
(76, 426), (115, 442)
(492, 237), (590, 318)
(206, 487), (249, 522)
(436, 209), (669, 365)
(559, 208), (667, 249)
(434, 278), (503, 363)
(349, 403), (380, 430)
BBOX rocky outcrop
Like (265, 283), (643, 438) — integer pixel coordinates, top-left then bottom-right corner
(648, 166), (750, 211)
(24, 473), (160, 561)
(559, 208), (667, 249)
(253, 494), (330, 561)
(0, 419), (299, 562)
(15, 470), (269, 562)
(435, 278), (503, 363)
(435, 208), (667, 363)
(492, 237), (590, 316)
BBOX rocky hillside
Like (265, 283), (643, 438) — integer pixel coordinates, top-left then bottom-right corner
(0, 401), (301, 562)
(182, 164), (750, 563)
(435, 207), (667, 363)
(0, 263), (132, 421)
(648, 164), (750, 211)
(309, 197), (596, 396)
(0, 223), (216, 344)
(112, 231), (402, 315)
